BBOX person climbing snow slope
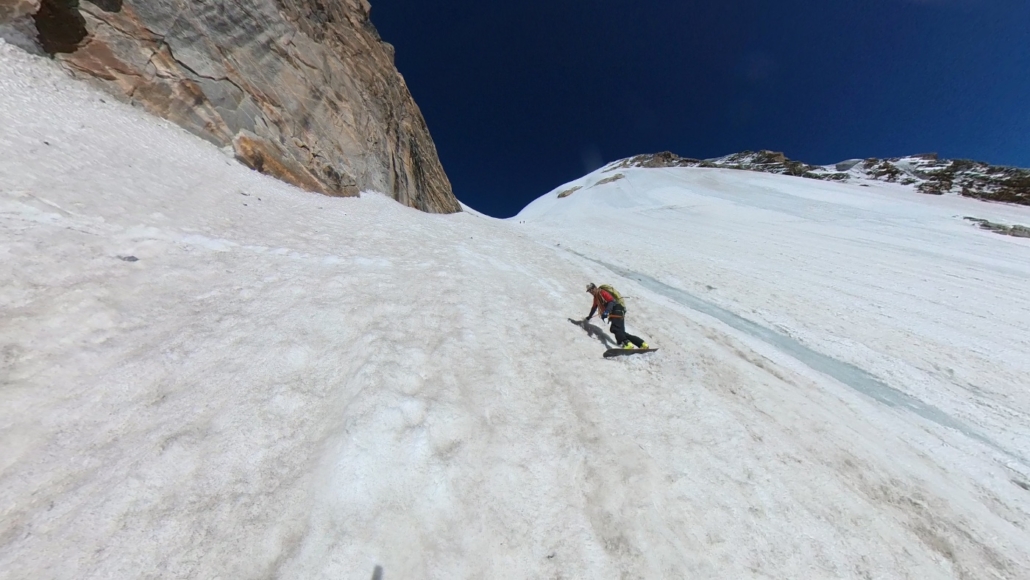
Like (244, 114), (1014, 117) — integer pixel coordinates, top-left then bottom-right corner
(584, 283), (649, 349)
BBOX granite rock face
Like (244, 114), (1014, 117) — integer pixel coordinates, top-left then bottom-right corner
(0, 0), (40, 23)
(0, 0), (42, 54)
(32, 0), (460, 213)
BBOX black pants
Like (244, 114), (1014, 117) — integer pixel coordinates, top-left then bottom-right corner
(608, 308), (644, 347)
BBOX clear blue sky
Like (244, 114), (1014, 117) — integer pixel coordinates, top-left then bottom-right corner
(371, 0), (1030, 218)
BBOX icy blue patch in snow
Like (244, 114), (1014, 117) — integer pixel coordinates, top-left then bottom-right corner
(591, 257), (1028, 468)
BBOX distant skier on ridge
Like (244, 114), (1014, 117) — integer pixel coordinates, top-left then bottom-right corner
(584, 283), (650, 351)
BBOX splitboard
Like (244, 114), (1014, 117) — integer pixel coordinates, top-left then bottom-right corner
(603, 348), (658, 358)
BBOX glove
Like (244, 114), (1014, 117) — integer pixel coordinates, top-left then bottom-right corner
(601, 313), (608, 321)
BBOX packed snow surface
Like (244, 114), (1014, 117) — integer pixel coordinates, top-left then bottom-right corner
(3, 42), (1030, 579)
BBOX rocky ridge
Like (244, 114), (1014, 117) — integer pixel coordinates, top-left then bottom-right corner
(605, 150), (1030, 206)
(0, 0), (460, 213)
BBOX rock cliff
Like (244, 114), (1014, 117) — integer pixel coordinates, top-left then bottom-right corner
(6, 0), (460, 213)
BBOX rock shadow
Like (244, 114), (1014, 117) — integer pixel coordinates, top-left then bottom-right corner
(33, 0), (87, 55)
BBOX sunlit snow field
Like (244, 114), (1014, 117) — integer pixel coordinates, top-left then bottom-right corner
(2, 42), (1030, 579)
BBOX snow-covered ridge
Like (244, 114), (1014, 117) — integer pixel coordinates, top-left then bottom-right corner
(599, 150), (1030, 206)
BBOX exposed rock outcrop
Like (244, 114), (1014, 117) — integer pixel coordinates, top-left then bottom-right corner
(0, 0), (43, 55)
(593, 173), (624, 186)
(0, 0), (40, 23)
(26, 0), (460, 213)
(233, 130), (336, 195)
(604, 150), (1030, 206)
(964, 217), (1030, 238)
(556, 185), (581, 199)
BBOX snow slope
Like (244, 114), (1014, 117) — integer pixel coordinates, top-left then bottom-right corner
(3, 41), (1030, 579)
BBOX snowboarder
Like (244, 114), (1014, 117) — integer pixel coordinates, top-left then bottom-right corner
(584, 283), (649, 350)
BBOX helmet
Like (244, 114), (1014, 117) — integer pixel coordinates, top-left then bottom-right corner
(586, 283), (597, 292)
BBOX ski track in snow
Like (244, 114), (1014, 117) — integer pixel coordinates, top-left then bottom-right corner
(2, 41), (1030, 579)
(584, 255), (1027, 470)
